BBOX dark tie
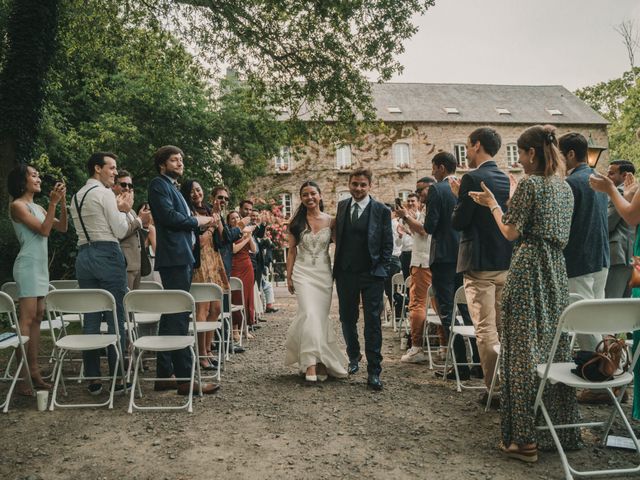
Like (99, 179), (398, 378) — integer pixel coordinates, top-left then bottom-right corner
(351, 203), (359, 224)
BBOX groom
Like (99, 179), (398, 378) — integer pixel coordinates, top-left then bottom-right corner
(334, 168), (393, 390)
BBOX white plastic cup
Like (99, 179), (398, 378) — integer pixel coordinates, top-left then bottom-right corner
(36, 390), (49, 411)
(400, 336), (408, 350)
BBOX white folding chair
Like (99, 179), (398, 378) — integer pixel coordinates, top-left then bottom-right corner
(139, 280), (163, 291)
(485, 293), (586, 413)
(534, 298), (640, 479)
(0, 291), (33, 412)
(229, 277), (248, 347)
(443, 286), (482, 392)
(49, 279), (79, 290)
(189, 283), (224, 381)
(397, 276), (412, 337)
(424, 286), (445, 370)
(47, 289), (127, 410)
(124, 290), (201, 413)
(389, 273), (405, 332)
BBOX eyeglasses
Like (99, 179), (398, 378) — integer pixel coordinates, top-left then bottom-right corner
(118, 182), (134, 190)
(216, 195), (229, 201)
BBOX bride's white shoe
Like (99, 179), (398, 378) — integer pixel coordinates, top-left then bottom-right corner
(305, 374), (318, 382)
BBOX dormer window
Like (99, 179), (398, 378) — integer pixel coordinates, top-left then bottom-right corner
(387, 106), (402, 113)
(546, 108), (563, 116)
(443, 107), (459, 114)
(496, 107), (511, 115)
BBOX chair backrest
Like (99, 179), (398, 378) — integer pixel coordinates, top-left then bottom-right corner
(560, 299), (640, 335)
(404, 276), (412, 289)
(138, 280), (163, 290)
(49, 280), (79, 290)
(0, 291), (16, 315)
(229, 277), (243, 292)
(0, 282), (18, 302)
(427, 285), (435, 300)
(568, 293), (583, 304)
(46, 289), (116, 314)
(391, 273), (404, 288)
(453, 286), (467, 305)
(124, 290), (195, 315)
(190, 283), (223, 303)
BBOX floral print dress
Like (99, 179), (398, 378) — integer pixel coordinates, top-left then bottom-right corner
(500, 175), (581, 450)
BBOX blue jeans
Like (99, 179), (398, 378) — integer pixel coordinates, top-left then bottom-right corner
(75, 242), (127, 379)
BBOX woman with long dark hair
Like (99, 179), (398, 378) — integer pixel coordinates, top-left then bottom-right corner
(469, 125), (580, 462)
(8, 164), (67, 394)
(228, 210), (256, 342)
(284, 181), (347, 382)
(180, 179), (228, 369)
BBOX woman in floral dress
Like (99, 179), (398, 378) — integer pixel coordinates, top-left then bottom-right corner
(469, 125), (581, 462)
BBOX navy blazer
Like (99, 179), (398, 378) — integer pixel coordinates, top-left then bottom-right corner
(333, 197), (393, 278)
(564, 163), (610, 277)
(213, 218), (242, 279)
(424, 179), (459, 265)
(148, 175), (199, 269)
(451, 160), (512, 273)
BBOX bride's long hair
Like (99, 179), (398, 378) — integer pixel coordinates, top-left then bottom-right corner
(289, 180), (324, 243)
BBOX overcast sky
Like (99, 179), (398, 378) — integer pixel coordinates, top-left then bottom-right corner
(390, 0), (640, 91)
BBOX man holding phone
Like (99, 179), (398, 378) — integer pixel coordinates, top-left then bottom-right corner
(395, 177), (435, 363)
(112, 170), (151, 291)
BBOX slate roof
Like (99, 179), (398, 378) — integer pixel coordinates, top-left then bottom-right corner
(364, 83), (607, 125)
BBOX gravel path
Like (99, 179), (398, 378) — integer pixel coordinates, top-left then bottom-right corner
(1, 285), (638, 479)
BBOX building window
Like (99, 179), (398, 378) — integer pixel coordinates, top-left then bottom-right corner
(337, 191), (351, 203)
(275, 147), (291, 172)
(506, 143), (519, 167)
(336, 145), (352, 169)
(280, 193), (292, 218)
(454, 144), (467, 168)
(398, 190), (412, 203)
(393, 142), (410, 168)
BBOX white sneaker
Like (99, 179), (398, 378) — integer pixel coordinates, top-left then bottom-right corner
(401, 346), (427, 363)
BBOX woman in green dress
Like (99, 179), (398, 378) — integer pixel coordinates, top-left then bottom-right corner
(8, 164), (67, 394)
(469, 125), (581, 462)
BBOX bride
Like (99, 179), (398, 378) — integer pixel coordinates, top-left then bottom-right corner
(284, 181), (348, 382)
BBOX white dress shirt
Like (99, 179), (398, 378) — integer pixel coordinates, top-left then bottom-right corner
(391, 218), (403, 257)
(71, 178), (130, 246)
(410, 210), (432, 268)
(350, 195), (371, 219)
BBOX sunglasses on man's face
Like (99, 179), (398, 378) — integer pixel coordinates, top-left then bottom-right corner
(216, 195), (229, 201)
(119, 182), (134, 190)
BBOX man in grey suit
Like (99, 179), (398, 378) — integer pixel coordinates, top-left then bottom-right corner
(605, 160), (636, 299)
(112, 170), (151, 290)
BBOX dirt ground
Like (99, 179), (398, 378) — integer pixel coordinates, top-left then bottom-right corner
(1, 285), (639, 480)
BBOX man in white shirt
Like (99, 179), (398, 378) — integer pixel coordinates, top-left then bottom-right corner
(396, 178), (435, 363)
(70, 152), (132, 396)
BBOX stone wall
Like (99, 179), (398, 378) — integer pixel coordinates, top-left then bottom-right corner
(248, 122), (609, 215)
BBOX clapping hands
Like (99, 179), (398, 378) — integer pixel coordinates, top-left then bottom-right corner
(448, 176), (461, 197)
(49, 182), (66, 205)
(623, 172), (638, 200)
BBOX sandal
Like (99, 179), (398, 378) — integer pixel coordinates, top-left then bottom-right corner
(499, 442), (538, 463)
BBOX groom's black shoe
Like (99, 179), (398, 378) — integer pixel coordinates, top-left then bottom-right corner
(367, 374), (383, 391)
(348, 354), (362, 375)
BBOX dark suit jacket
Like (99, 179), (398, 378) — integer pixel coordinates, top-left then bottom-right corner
(564, 163), (610, 277)
(213, 218), (242, 279)
(424, 179), (459, 265)
(333, 197), (393, 278)
(451, 160), (512, 273)
(148, 175), (199, 269)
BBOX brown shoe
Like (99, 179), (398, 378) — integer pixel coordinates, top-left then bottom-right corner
(154, 378), (177, 391)
(177, 382), (220, 396)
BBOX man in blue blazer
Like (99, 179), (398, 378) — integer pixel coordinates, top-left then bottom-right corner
(334, 168), (393, 390)
(451, 127), (512, 396)
(148, 145), (219, 395)
(425, 151), (479, 380)
(559, 133), (610, 352)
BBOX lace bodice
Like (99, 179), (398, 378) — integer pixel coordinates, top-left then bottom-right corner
(296, 227), (331, 266)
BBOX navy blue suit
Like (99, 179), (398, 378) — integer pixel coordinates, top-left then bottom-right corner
(148, 175), (199, 381)
(564, 163), (610, 278)
(334, 197), (393, 376)
(425, 179), (478, 365)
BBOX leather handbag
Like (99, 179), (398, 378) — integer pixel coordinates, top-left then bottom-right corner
(629, 256), (640, 289)
(572, 335), (631, 382)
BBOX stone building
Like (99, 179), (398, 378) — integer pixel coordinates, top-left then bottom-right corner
(249, 83), (609, 216)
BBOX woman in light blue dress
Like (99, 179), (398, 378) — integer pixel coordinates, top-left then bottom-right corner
(8, 164), (67, 394)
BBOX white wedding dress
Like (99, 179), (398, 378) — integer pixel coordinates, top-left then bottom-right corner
(284, 227), (348, 377)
